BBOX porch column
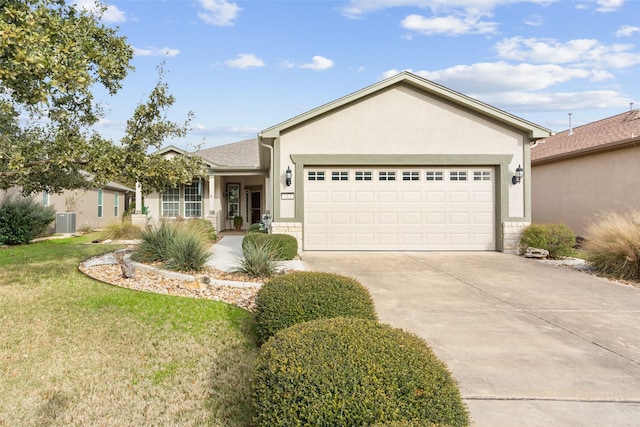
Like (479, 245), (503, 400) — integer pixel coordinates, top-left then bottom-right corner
(207, 175), (221, 231)
(131, 180), (147, 227)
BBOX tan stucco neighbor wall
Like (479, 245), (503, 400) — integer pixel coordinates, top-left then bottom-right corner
(532, 145), (640, 237)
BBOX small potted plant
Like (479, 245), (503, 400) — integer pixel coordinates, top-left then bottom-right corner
(233, 214), (244, 231)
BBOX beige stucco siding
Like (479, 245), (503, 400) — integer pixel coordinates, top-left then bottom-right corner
(277, 85), (527, 219)
(532, 145), (640, 237)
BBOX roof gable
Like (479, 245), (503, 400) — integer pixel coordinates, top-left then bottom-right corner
(532, 109), (640, 163)
(260, 71), (550, 140)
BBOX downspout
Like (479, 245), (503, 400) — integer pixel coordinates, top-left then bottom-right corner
(259, 136), (274, 223)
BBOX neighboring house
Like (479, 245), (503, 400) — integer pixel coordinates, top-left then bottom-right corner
(0, 181), (134, 232)
(145, 71), (550, 252)
(531, 109), (640, 237)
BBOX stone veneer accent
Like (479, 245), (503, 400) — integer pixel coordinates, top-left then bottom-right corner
(502, 221), (530, 254)
(270, 222), (303, 253)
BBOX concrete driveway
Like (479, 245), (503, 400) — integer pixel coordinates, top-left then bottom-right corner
(301, 251), (640, 426)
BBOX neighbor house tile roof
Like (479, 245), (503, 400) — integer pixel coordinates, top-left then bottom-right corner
(197, 138), (260, 169)
(532, 109), (640, 163)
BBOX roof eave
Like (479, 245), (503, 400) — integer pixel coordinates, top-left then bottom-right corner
(532, 137), (639, 165)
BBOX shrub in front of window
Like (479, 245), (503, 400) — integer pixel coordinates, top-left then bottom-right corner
(254, 271), (377, 344)
(252, 317), (469, 427)
(583, 210), (640, 281)
(242, 233), (297, 260)
(519, 223), (576, 259)
(0, 196), (55, 245)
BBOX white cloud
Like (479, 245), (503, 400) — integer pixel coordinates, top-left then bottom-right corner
(401, 12), (497, 35)
(380, 63), (625, 112)
(495, 37), (640, 68)
(409, 62), (609, 93)
(299, 56), (335, 71)
(134, 47), (181, 57)
(198, 0), (241, 26)
(224, 53), (265, 69)
(523, 14), (543, 26)
(341, 0), (558, 18)
(617, 25), (640, 37)
(74, 1), (126, 23)
(595, 0), (625, 12)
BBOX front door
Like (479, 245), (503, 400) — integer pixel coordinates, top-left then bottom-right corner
(251, 191), (261, 225)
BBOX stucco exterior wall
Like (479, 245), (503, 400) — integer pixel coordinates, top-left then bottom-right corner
(275, 85), (528, 222)
(532, 145), (640, 237)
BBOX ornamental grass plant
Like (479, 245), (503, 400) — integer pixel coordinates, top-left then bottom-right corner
(583, 210), (640, 281)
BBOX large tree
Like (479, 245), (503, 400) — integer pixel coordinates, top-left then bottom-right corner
(0, 0), (203, 195)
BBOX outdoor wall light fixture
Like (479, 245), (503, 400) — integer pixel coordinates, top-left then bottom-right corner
(512, 164), (524, 185)
(285, 166), (292, 187)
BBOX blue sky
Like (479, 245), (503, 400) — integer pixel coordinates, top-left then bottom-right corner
(81, 0), (640, 148)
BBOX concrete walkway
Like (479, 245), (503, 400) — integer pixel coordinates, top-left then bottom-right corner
(301, 251), (640, 426)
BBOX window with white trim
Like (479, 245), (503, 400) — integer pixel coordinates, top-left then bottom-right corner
(97, 189), (103, 218)
(42, 191), (49, 206)
(449, 171), (467, 181)
(331, 171), (349, 181)
(402, 171), (419, 181)
(473, 171), (491, 181)
(184, 181), (202, 218)
(426, 171), (444, 181)
(114, 192), (120, 217)
(379, 171), (396, 181)
(355, 171), (372, 181)
(308, 171), (325, 181)
(162, 186), (180, 217)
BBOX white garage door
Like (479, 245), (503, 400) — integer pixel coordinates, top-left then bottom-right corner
(304, 167), (495, 251)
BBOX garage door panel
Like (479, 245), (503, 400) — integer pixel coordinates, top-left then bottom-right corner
(331, 191), (350, 203)
(304, 167), (495, 251)
(378, 191), (398, 203)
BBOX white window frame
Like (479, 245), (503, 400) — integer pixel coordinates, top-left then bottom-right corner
(473, 171), (492, 181)
(402, 171), (420, 181)
(331, 171), (349, 181)
(426, 171), (444, 181)
(162, 186), (180, 218)
(308, 171), (325, 181)
(449, 171), (468, 182)
(184, 181), (202, 218)
(355, 171), (372, 181)
(379, 171), (396, 181)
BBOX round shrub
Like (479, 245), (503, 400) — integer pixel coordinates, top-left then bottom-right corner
(247, 223), (262, 233)
(252, 317), (469, 427)
(242, 233), (297, 260)
(519, 223), (576, 259)
(0, 196), (55, 245)
(254, 271), (377, 344)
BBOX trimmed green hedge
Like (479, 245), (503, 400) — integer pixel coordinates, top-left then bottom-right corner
(519, 223), (576, 259)
(254, 271), (377, 344)
(252, 317), (469, 427)
(242, 233), (297, 260)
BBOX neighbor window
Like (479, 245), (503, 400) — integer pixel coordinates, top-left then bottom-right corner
(97, 189), (103, 218)
(184, 181), (202, 218)
(162, 186), (180, 217)
(114, 192), (120, 217)
(42, 191), (49, 206)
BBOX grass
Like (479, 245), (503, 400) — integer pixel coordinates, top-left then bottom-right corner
(0, 234), (257, 426)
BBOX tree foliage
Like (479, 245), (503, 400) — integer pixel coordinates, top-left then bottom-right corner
(0, 0), (203, 195)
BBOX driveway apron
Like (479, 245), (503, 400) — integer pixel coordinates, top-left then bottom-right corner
(301, 251), (640, 426)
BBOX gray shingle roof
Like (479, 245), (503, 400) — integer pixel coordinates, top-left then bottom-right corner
(197, 138), (259, 169)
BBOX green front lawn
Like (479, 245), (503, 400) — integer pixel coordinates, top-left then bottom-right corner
(0, 235), (257, 426)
